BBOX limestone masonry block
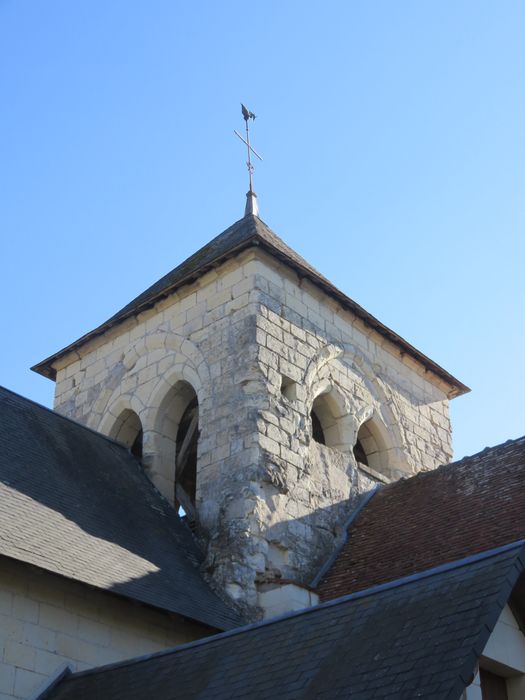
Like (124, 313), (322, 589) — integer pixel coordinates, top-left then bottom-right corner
(0, 559), (205, 700)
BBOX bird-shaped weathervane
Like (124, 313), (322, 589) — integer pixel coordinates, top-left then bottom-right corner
(234, 103), (263, 196)
(241, 103), (256, 122)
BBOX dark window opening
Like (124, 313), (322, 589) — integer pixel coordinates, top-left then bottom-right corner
(311, 410), (326, 445)
(175, 397), (199, 513)
(110, 409), (143, 462)
(353, 438), (368, 466)
(131, 429), (143, 460)
(480, 668), (508, 700)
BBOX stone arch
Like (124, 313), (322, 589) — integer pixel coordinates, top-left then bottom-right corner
(99, 394), (146, 461)
(108, 409), (143, 459)
(341, 343), (408, 474)
(95, 331), (210, 503)
(301, 342), (406, 475)
(148, 378), (199, 519)
(342, 344), (402, 431)
(139, 359), (207, 511)
(353, 409), (393, 475)
(94, 332), (208, 422)
(99, 393), (145, 436)
(303, 343), (344, 390)
(308, 380), (354, 452)
(122, 331), (210, 389)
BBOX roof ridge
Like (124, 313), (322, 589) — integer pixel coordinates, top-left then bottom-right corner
(373, 432), (525, 498)
(87, 214), (262, 326)
(0, 385), (132, 454)
(59, 539), (525, 684)
(448, 434), (525, 467)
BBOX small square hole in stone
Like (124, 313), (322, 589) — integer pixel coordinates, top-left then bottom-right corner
(281, 375), (298, 401)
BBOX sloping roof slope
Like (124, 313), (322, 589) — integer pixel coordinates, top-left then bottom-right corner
(32, 214), (468, 397)
(108, 213), (325, 322)
(44, 543), (525, 700)
(318, 435), (525, 601)
(0, 386), (241, 631)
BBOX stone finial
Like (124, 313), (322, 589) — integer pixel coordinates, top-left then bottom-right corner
(245, 190), (259, 217)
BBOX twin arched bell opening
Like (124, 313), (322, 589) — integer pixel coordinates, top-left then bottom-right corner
(106, 383), (200, 526)
(309, 391), (388, 474)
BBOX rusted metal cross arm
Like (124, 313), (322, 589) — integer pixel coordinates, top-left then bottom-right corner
(233, 130), (263, 160)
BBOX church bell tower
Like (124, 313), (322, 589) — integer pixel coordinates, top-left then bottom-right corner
(32, 110), (468, 618)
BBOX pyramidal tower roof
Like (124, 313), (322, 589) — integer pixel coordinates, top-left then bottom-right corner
(32, 211), (469, 397)
(109, 213), (321, 325)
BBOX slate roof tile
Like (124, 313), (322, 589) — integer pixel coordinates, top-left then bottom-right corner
(0, 386), (242, 631)
(44, 543), (525, 700)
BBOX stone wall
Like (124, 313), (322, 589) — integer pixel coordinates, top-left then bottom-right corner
(52, 246), (454, 617)
(251, 250), (453, 474)
(0, 558), (208, 700)
(53, 253), (261, 507)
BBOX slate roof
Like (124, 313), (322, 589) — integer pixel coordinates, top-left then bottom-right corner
(0, 386), (241, 631)
(31, 214), (468, 398)
(317, 435), (525, 601)
(43, 542), (525, 700)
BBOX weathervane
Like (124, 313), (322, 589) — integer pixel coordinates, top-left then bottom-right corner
(235, 104), (263, 216)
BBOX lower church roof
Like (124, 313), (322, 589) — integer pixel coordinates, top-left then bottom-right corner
(0, 386), (242, 631)
(317, 435), (525, 601)
(43, 542), (525, 700)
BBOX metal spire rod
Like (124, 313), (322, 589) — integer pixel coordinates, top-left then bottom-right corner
(234, 103), (263, 194)
(246, 113), (253, 193)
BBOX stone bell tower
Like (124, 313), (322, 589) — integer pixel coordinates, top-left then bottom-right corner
(33, 197), (468, 619)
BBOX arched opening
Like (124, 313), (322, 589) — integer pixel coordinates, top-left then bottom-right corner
(353, 437), (368, 466)
(310, 407), (326, 445)
(109, 409), (143, 461)
(309, 388), (350, 451)
(353, 418), (389, 474)
(154, 380), (200, 523)
(175, 394), (199, 516)
(131, 430), (143, 460)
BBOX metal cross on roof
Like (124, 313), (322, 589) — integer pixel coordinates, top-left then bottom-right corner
(234, 103), (263, 195)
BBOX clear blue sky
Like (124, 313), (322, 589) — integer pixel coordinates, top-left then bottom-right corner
(1, 1), (524, 461)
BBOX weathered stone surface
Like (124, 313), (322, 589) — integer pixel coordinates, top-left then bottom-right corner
(52, 248), (454, 619)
